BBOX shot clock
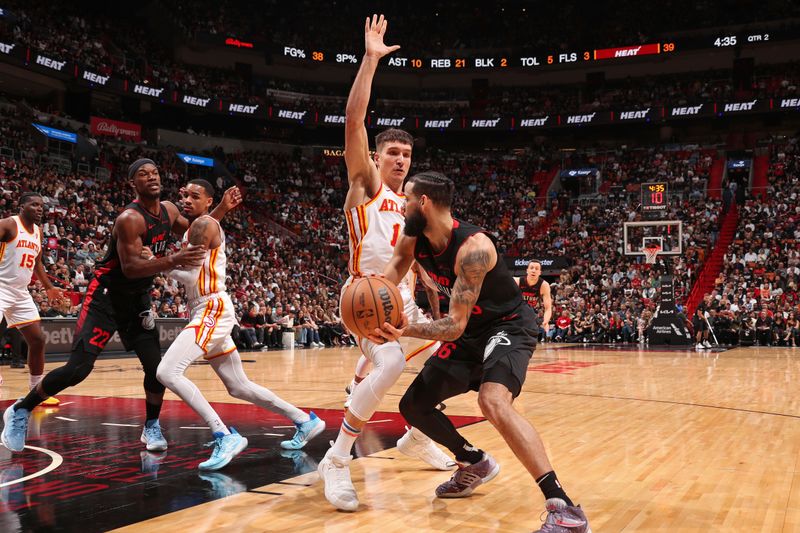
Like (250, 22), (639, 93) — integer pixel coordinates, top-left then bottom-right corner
(642, 182), (668, 212)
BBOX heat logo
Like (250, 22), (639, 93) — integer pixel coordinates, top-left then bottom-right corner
(483, 331), (511, 360)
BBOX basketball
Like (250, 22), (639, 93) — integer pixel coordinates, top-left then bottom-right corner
(340, 276), (404, 338)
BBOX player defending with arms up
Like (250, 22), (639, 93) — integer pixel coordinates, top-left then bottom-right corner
(318, 14), (450, 512)
(156, 180), (324, 470)
(0, 192), (66, 403)
(373, 172), (591, 532)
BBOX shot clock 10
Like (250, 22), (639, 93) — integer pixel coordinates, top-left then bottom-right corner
(642, 182), (668, 212)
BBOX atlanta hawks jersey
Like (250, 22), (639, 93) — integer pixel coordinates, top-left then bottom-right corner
(0, 216), (42, 289)
(176, 215), (227, 303)
(345, 184), (408, 282)
(343, 185), (440, 361)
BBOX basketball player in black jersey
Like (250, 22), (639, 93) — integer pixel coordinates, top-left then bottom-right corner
(2, 159), (242, 454)
(371, 172), (590, 532)
(515, 260), (553, 341)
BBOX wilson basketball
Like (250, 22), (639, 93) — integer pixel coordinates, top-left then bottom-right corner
(340, 276), (404, 338)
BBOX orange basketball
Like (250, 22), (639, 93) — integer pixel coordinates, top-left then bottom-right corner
(340, 276), (404, 338)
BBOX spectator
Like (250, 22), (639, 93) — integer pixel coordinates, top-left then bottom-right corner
(755, 310), (773, 346)
(238, 304), (262, 350)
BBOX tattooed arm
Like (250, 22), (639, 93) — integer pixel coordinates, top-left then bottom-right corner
(168, 215), (218, 284)
(187, 215), (219, 248)
(413, 262), (441, 320)
(368, 233), (497, 344)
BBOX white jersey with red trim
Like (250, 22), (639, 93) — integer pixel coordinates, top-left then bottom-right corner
(179, 215), (228, 303)
(342, 185), (440, 361)
(170, 216), (236, 357)
(345, 184), (413, 287)
(0, 216), (42, 290)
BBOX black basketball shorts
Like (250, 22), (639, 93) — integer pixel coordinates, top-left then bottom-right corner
(72, 279), (158, 355)
(423, 310), (538, 398)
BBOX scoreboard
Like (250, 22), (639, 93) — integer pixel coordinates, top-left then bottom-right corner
(275, 27), (790, 71)
(281, 42), (675, 70)
(642, 182), (668, 212)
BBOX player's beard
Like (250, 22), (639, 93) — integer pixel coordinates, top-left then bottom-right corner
(403, 210), (427, 237)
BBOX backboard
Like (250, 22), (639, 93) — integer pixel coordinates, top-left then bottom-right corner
(623, 220), (682, 256)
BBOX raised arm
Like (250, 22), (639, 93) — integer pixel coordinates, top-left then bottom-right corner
(168, 186), (242, 236)
(402, 233), (496, 342)
(344, 15), (400, 205)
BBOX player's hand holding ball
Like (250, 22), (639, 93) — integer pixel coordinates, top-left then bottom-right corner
(340, 274), (405, 343)
(368, 310), (408, 344)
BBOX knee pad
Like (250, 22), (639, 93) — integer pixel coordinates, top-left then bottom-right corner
(348, 342), (405, 421)
(370, 341), (406, 384)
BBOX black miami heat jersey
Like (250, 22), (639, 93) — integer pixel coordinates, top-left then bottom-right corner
(94, 201), (171, 293)
(519, 277), (544, 311)
(413, 219), (528, 333)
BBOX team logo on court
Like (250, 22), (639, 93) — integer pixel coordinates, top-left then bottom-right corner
(484, 331), (511, 360)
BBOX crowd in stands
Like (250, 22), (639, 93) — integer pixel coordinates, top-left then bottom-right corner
(0, 108), (355, 350)
(3, 83), (800, 348)
(697, 138), (800, 346)
(2, 1), (800, 123)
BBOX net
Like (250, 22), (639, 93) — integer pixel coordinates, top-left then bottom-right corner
(643, 245), (662, 264)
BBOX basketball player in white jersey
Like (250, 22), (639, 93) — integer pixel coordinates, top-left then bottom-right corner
(156, 180), (325, 470)
(0, 192), (65, 403)
(318, 14), (451, 512)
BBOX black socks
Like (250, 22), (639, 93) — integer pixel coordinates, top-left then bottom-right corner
(536, 471), (574, 507)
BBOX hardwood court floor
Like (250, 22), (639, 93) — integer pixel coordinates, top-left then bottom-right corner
(1, 343), (799, 532)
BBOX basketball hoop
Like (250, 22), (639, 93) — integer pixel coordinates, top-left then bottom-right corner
(643, 245), (662, 264)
